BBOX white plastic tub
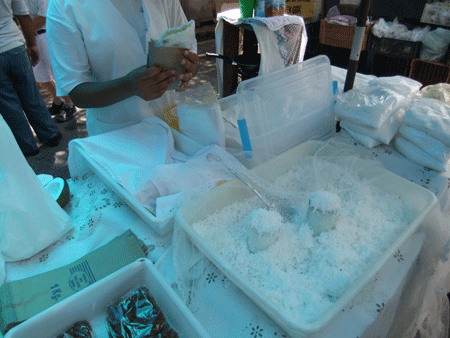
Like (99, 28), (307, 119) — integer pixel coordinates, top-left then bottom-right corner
(5, 258), (210, 338)
(175, 140), (437, 337)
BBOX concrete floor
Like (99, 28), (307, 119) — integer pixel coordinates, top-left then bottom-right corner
(26, 34), (218, 180)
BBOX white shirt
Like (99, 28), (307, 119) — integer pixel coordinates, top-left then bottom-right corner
(47, 0), (194, 136)
(109, 0), (147, 50)
(23, 0), (47, 19)
(0, 0), (29, 53)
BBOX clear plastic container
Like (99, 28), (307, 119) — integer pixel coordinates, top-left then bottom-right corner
(234, 55), (335, 168)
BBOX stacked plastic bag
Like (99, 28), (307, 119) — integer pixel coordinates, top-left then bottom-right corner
(371, 18), (430, 42)
(334, 76), (422, 148)
(395, 97), (450, 172)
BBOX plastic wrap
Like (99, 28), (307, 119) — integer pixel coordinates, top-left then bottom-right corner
(177, 83), (225, 148)
(107, 287), (179, 338)
(420, 28), (450, 62)
(342, 126), (382, 148)
(395, 136), (448, 172)
(399, 125), (450, 163)
(371, 18), (430, 42)
(56, 321), (93, 338)
(340, 109), (403, 145)
(334, 76), (420, 129)
(402, 98), (450, 147)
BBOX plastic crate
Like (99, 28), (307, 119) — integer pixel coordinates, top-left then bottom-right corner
(369, 36), (421, 59)
(319, 19), (372, 50)
(409, 58), (450, 87)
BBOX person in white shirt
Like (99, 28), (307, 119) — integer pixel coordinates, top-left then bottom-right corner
(23, 0), (77, 122)
(0, 0), (61, 156)
(47, 0), (199, 136)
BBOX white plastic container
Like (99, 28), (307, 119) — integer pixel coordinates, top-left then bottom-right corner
(175, 140), (437, 337)
(5, 259), (210, 338)
(233, 55), (335, 168)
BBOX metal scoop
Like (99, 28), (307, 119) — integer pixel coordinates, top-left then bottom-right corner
(207, 153), (296, 221)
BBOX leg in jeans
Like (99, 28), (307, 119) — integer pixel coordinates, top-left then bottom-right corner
(0, 46), (59, 153)
(11, 46), (60, 143)
(0, 46), (39, 153)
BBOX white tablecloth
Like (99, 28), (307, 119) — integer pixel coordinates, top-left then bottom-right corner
(5, 130), (450, 338)
(5, 68), (450, 338)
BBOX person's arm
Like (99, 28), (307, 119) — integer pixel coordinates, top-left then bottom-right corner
(32, 15), (46, 31)
(69, 66), (180, 108)
(15, 15), (39, 66)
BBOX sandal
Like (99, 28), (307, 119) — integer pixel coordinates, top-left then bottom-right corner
(56, 104), (77, 123)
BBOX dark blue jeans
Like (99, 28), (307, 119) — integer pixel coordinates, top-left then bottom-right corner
(0, 45), (59, 153)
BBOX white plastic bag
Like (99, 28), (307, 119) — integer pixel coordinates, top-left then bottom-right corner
(372, 18), (430, 42)
(368, 76), (422, 98)
(334, 76), (419, 129)
(402, 98), (450, 147)
(340, 109), (403, 145)
(399, 125), (450, 163)
(420, 28), (450, 62)
(342, 126), (382, 148)
(177, 83), (226, 148)
(0, 116), (72, 262)
(395, 136), (448, 172)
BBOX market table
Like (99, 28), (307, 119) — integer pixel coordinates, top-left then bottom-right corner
(4, 68), (450, 338)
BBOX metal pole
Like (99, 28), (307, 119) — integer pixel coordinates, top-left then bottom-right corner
(343, 0), (372, 92)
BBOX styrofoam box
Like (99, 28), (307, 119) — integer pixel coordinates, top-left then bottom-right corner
(233, 55), (336, 168)
(175, 140), (437, 337)
(5, 258), (210, 338)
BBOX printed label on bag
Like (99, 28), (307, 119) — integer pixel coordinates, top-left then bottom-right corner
(68, 260), (96, 291)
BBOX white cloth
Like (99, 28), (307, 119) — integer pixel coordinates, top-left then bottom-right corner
(402, 98), (450, 147)
(244, 16), (308, 76)
(68, 116), (245, 223)
(23, 0), (54, 82)
(68, 116), (176, 179)
(0, 0), (29, 53)
(122, 145), (247, 218)
(32, 33), (53, 82)
(47, 0), (192, 136)
(109, 0), (147, 50)
(215, 11), (307, 97)
(23, 0), (47, 21)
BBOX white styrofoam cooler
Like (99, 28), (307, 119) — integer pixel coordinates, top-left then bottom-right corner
(175, 140), (437, 337)
(5, 259), (210, 338)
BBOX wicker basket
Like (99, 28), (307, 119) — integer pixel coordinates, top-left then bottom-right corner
(409, 59), (450, 87)
(319, 20), (372, 50)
